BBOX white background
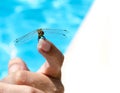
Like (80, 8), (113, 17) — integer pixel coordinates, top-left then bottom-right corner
(62, 0), (120, 93)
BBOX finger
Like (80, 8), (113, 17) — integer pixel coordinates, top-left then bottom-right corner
(1, 70), (63, 93)
(8, 58), (29, 74)
(37, 39), (64, 78)
(0, 82), (44, 93)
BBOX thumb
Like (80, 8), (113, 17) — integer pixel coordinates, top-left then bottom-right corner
(37, 39), (64, 79)
(8, 58), (29, 74)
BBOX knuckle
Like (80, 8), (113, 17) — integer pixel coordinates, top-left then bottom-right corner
(46, 79), (64, 93)
(15, 70), (27, 84)
(54, 82), (64, 93)
(59, 83), (64, 93)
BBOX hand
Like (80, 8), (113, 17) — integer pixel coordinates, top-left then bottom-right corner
(1, 39), (64, 93)
(0, 82), (44, 93)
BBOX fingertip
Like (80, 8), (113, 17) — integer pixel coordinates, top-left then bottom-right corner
(9, 58), (21, 69)
(37, 39), (51, 52)
(8, 57), (29, 73)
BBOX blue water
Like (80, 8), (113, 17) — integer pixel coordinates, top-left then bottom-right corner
(0, 0), (94, 79)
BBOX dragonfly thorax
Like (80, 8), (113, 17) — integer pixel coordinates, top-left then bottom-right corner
(37, 29), (44, 36)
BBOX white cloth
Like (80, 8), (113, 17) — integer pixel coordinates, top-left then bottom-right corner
(62, 0), (120, 93)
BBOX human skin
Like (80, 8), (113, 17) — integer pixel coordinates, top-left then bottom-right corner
(0, 39), (64, 93)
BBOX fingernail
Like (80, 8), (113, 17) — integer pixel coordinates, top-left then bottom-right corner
(9, 64), (23, 73)
(38, 39), (51, 52)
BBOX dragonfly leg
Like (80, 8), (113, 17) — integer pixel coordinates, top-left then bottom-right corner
(41, 36), (46, 40)
(38, 35), (46, 41)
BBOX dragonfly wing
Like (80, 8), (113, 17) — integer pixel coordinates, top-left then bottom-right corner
(14, 30), (37, 45)
(13, 28), (71, 46)
(42, 28), (69, 38)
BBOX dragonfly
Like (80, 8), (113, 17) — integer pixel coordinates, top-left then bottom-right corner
(14, 28), (68, 46)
